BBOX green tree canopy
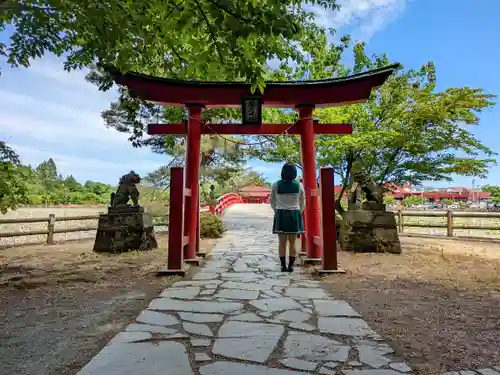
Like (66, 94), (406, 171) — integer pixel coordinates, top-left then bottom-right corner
(1, 0), (338, 89)
(0, 142), (30, 213)
(402, 196), (425, 207)
(482, 185), (500, 195)
(84, 26), (339, 195)
(88, 34), (496, 214)
(383, 195), (396, 205)
(246, 40), (497, 209)
(0, 149), (116, 208)
(482, 185), (500, 203)
(440, 198), (453, 206)
(60, 22), (495, 215)
(64, 175), (82, 192)
(35, 158), (60, 188)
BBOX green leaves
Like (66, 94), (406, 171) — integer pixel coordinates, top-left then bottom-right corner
(482, 185), (500, 203)
(330, 64), (497, 185)
(2, 0), (339, 86)
(253, 39), (497, 190)
(26, 1), (492, 202)
(402, 195), (424, 207)
(0, 142), (28, 213)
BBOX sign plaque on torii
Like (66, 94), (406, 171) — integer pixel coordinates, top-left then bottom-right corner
(107, 65), (399, 264)
(242, 96), (262, 124)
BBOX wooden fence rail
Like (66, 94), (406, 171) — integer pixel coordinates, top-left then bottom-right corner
(0, 214), (170, 244)
(0, 206), (213, 245)
(393, 209), (500, 237)
(1, 209), (500, 246)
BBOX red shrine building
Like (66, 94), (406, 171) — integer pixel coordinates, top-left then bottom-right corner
(107, 64), (399, 264)
(238, 184), (271, 203)
(333, 183), (491, 203)
(386, 184), (491, 202)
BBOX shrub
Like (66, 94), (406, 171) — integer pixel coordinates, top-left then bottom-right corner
(441, 198), (453, 206)
(200, 213), (226, 238)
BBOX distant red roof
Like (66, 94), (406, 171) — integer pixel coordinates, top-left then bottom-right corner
(331, 184), (491, 201)
(385, 184), (491, 200)
(238, 184), (271, 198)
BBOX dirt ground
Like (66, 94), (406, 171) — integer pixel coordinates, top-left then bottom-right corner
(0, 235), (216, 375)
(323, 235), (500, 373)
(3, 231), (500, 375)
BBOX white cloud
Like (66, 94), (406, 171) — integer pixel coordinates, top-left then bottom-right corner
(0, 65), (134, 147)
(309, 0), (408, 40)
(0, 112), (127, 146)
(25, 57), (97, 93)
(0, 55), (294, 186)
(0, 55), (166, 184)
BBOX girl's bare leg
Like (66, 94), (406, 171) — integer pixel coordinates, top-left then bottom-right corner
(278, 234), (287, 271)
(287, 235), (297, 257)
(278, 234), (287, 257)
(287, 234), (297, 272)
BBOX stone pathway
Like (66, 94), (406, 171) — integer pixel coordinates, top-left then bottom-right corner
(76, 204), (499, 375)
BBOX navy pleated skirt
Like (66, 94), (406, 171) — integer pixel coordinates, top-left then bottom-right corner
(272, 209), (304, 234)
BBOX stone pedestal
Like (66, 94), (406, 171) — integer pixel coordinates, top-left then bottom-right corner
(93, 206), (158, 253)
(340, 208), (401, 254)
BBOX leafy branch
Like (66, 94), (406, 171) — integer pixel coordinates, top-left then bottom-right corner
(193, 0), (224, 64)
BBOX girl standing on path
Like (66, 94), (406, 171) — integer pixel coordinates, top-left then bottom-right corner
(270, 163), (305, 272)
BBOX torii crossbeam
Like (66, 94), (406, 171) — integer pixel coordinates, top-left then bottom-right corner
(147, 121), (353, 135)
(107, 64), (399, 266)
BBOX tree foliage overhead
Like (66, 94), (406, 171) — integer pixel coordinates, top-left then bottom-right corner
(249, 40), (497, 196)
(1, 0), (337, 89)
(88, 28), (496, 211)
(82, 26), (338, 190)
(3, 1), (494, 210)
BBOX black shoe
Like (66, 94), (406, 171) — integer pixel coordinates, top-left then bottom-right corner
(288, 256), (296, 273)
(279, 256), (287, 272)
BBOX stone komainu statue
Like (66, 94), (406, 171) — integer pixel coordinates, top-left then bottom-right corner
(342, 170), (401, 254)
(348, 171), (384, 208)
(94, 170), (157, 253)
(110, 171), (141, 208)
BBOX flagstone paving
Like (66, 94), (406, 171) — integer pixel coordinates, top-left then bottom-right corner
(76, 204), (500, 375)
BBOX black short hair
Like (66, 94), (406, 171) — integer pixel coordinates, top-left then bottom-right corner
(281, 162), (297, 182)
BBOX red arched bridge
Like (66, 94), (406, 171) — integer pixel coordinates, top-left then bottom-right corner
(165, 167), (341, 276)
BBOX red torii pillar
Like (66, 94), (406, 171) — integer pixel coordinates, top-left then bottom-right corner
(108, 63), (399, 271)
(297, 105), (321, 263)
(183, 105), (203, 262)
(148, 118), (351, 264)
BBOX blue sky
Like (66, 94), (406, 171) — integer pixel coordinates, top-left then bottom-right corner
(0, 0), (499, 188)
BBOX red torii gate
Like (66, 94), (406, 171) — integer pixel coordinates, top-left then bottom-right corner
(108, 65), (398, 272)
